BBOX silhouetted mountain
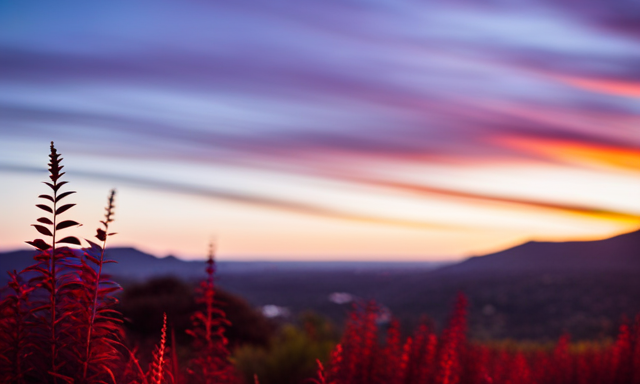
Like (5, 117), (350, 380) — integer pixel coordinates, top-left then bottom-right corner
(433, 229), (640, 276)
(0, 249), (34, 276)
(0, 247), (445, 284)
(2, 230), (639, 340)
(0, 247), (204, 284)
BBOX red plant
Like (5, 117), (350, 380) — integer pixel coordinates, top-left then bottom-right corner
(633, 315), (640, 384)
(309, 359), (327, 384)
(0, 143), (128, 383)
(148, 313), (169, 384)
(0, 143), (246, 384)
(22, 141), (84, 383)
(186, 242), (236, 384)
(316, 293), (640, 384)
(434, 293), (467, 384)
(75, 189), (124, 383)
(405, 320), (437, 384)
(378, 319), (403, 384)
(0, 271), (36, 383)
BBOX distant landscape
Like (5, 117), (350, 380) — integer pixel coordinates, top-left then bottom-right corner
(3, 229), (639, 341)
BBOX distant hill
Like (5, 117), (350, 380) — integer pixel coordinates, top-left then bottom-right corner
(377, 229), (640, 340)
(0, 247), (446, 284)
(2, 230), (640, 341)
(433, 229), (640, 276)
(3, 229), (638, 281)
(205, 229), (640, 341)
(0, 247), (204, 284)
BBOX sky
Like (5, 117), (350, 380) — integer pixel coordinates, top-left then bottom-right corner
(1, 1), (640, 261)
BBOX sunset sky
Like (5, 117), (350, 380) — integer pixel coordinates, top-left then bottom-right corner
(1, 1), (639, 261)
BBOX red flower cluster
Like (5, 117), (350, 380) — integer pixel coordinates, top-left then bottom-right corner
(318, 294), (640, 384)
(186, 243), (239, 384)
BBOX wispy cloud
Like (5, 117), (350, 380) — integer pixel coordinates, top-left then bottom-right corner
(553, 75), (640, 98)
(0, 162), (463, 230)
(1, 0), (639, 258)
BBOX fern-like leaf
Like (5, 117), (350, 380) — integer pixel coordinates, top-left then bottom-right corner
(23, 142), (82, 383)
(76, 189), (125, 384)
(186, 242), (235, 384)
(149, 313), (168, 384)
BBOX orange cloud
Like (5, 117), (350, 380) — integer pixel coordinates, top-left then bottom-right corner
(554, 75), (640, 98)
(345, 175), (640, 225)
(497, 136), (640, 172)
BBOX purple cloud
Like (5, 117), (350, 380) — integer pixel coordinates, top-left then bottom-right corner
(1, 0), (639, 230)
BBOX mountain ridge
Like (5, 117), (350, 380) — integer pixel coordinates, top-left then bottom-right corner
(2, 230), (640, 340)
(432, 228), (640, 276)
(0, 246), (445, 284)
(2, 228), (640, 282)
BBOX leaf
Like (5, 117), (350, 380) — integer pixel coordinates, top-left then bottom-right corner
(96, 228), (107, 241)
(84, 239), (103, 255)
(36, 204), (53, 213)
(57, 236), (82, 246)
(55, 203), (76, 215)
(55, 191), (76, 202)
(99, 287), (121, 295)
(51, 171), (66, 181)
(38, 194), (54, 202)
(44, 181), (68, 192)
(54, 311), (72, 325)
(58, 280), (83, 291)
(26, 239), (51, 251)
(84, 253), (100, 265)
(56, 220), (81, 230)
(104, 366), (117, 384)
(34, 253), (51, 261)
(37, 217), (54, 225)
(48, 372), (74, 384)
(31, 304), (53, 313)
(32, 224), (53, 236)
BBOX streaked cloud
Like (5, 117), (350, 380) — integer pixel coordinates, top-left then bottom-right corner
(1, 0), (639, 259)
(554, 75), (640, 98)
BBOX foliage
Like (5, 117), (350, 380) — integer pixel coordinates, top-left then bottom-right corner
(314, 294), (640, 384)
(185, 243), (237, 384)
(117, 276), (274, 371)
(233, 313), (337, 384)
(0, 142), (239, 384)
